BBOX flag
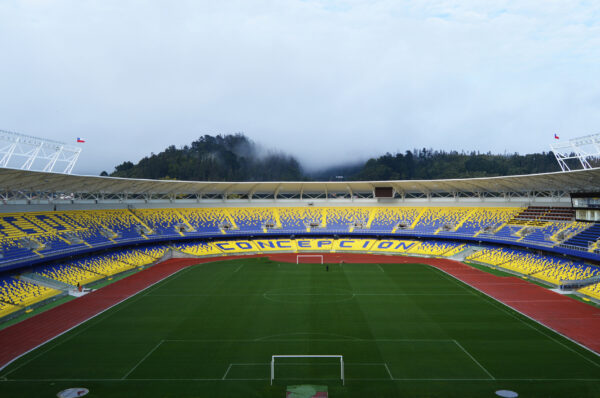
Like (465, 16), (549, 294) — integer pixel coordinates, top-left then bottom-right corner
(554, 133), (559, 139)
(77, 138), (85, 143)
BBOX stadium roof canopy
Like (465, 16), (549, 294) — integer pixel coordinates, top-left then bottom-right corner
(0, 167), (599, 204)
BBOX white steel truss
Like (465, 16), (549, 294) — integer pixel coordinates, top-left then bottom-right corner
(550, 133), (600, 171)
(0, 130), (82, 174)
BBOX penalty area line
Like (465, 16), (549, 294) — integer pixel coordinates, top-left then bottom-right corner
(222, 364), (232, 380)
(384, 363), (394, 380)
(453, 340), (495, 380)
(4, 377), (600, 382)
(122, 340), (164, 380)
(234, 264), (244, 273)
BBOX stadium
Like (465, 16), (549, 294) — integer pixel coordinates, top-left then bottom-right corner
(0, 137), (600, 398)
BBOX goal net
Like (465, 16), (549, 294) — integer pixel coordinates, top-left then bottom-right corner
(271, 355), (344, 385)
(296, 255), (324, 264)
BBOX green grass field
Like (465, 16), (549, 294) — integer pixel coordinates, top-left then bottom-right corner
(1, 258), (599, 397)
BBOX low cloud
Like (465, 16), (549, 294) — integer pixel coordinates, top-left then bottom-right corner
(0, 1), (598, 175)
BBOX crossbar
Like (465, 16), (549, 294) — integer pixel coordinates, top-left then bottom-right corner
(271, 355), (344, 385)
(296, 255), (324, 264)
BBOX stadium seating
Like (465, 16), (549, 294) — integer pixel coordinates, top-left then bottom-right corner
(36, 263), (104, 286)
(174, 241), (224, 256)
(0, 300), (18, 318)
(228, 208), (277, 232)
(369, 207), (420, 232)
(467, 247), (600, 288)
(468, 247), (564, 275)
(532, 262), (600, 285)
(563, 223), (600, 250)
(0, 276), (60, 308)
(279, 208), (323, 231)
(173, 238), (466, 258)
(325, 208), (372, 232)
(578, 282), (600, 300)
(369, 239), (464, 256)
(2, 225), (600, 322)
(0, 206), (598, 307)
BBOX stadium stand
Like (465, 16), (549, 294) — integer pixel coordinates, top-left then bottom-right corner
(228, 208), (277, 232)
(370, 207), (420, 232)
(181, 208), (230, 233)
(563, 223), (600, 250)
(467, 247), (600, 291)
(279, 208), (323, 231)
(0, 301), (18, 318)
(0, 206), (599, 266)
(174, 241), (224, 256)
(578, 282), (600, 300)
(533, 262), (600, 285)
(35, 263), (104, 286)
(468, 248), (563, 275)
(0, 203), (599, 307)
(0, 276), (60, 308)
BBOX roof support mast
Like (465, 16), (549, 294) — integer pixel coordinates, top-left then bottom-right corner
(550, 133), (600, 171)
(0, 130), (82, 174)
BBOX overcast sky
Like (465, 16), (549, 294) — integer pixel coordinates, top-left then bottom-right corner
(1, 0), (599, 175)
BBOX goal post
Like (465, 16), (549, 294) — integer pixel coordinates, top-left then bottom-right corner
(296, 254), (324, 264)
(270, 355), (344, 385)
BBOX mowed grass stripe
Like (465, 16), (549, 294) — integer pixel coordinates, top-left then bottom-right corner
(1, 258), (599, 398)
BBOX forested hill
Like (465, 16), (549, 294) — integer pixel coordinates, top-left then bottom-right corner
(108, 134), (304, 181)
(354, 149), (560, 180)
(107, 134), (561, 181)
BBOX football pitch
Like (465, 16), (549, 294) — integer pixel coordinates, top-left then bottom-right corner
(1, 258), (599, 397)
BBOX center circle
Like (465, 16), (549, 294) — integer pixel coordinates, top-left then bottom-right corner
(263, 287), (354, 303)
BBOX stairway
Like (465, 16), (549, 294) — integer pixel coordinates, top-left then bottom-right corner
(19, 273), (73, 290)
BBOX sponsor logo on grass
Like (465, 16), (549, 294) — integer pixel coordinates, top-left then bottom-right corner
(286, 385), (328, 398)
(57, 387), (89, 398)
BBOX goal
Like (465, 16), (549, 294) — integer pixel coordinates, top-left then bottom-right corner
(296, 254), (324, 264)
(270, 355), (344, 385)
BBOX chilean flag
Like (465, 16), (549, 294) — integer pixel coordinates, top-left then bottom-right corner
(76, 137), (86, 143)
(554, 133), (559, 139)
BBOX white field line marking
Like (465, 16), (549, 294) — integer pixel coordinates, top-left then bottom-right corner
(253, 331), (362, 341)
(164, 338), (456, 343)
(222, 364), (232, 380)
(141, 266), (196, 297)
(433, 265), (600, 366)
(427, 267), (478, 297)
(234, 362), (385, 366)
(234, 264), (244, 273)
(147, 293), (471, 297)
(453, 340), (495, 380)
(0, 265), (190, 376)
(3, 377), (600, 382)
(122, 340), (164, 380)
(376, 264), (385, 272)
(384, 363), (394, 380)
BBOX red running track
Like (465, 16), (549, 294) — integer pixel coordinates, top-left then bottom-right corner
(0, 258), (199, 370)
(1, 253), (599, 371)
